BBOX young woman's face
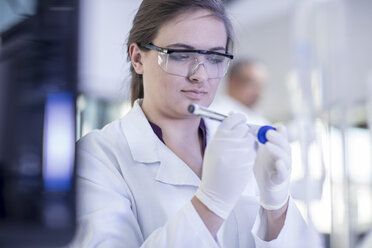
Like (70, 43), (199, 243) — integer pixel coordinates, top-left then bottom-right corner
(141, 9), (228, 119)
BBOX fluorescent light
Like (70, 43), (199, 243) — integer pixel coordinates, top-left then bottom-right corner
(43, 92), (75, 191)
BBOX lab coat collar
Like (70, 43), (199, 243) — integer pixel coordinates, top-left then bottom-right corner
(156, 144), (201, 187)
(121, 99), (160, 163)
(121, 100), (219, 187)
(155, 118), (220, 187)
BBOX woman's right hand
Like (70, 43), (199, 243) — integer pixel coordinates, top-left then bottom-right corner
(195, 113), (256, 219)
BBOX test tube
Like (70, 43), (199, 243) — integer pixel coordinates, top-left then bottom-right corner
(188, 104), (275, 144)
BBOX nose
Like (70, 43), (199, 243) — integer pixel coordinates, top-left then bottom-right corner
(188, 62), (208, 83)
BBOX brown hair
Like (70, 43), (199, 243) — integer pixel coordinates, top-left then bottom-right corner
(127, 0), (234, 106)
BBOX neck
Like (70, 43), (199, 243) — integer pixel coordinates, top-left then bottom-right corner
(141, 100), (204, 177)
(141, 101), (201, 140)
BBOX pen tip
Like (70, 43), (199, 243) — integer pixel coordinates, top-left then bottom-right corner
(188, 104), (195, 114)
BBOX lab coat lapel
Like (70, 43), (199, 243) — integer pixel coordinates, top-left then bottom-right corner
(156, 118), (222, 187)
(121, 100), (160, 163)
(203, 118), (220, 143)
(121, 100), (201, 187)
(156, 143), (201, 187)
(155, 118), (220, 187)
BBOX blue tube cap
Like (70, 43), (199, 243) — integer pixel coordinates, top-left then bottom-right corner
(257, 125), (276, 144)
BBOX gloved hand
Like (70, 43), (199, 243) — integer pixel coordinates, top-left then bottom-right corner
(195, 113), (256, 219)
(254, 124), (291, 210)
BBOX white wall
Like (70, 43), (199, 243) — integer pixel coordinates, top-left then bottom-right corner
(78, 0), (141, 101)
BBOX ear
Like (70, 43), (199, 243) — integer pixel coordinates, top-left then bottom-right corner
(129, 43), (144, 75)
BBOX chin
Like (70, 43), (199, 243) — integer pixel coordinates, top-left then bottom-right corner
(178, 94), (213, 110)
(194, 100), (211, 108)
(202, 98), (214, 108)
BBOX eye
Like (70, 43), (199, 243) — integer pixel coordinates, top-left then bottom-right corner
(168, 53), (190, 62)
(207, 55), (225, 64)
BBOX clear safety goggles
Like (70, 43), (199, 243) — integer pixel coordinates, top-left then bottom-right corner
(142, 43), (234, 79)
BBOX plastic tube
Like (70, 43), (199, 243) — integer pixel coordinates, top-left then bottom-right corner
(188, 104), (275, 144)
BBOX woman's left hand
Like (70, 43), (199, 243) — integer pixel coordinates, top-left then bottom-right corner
(253, 124), (291, 210)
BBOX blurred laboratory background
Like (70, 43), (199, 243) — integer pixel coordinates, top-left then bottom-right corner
(1, 0), (372, 247)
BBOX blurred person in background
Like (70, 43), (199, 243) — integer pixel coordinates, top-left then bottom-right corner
(70, 0), (322, 247)
(211, 59), (270, 125)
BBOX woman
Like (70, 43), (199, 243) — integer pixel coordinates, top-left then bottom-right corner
(71, 0), (319, 247)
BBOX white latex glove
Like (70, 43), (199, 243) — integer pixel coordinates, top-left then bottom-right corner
(195, 113), (256, 219)
(254, 124), (292, 210)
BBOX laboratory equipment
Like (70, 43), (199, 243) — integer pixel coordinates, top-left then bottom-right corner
(188, 104), (275, 144)
(0, 0), (78, 246)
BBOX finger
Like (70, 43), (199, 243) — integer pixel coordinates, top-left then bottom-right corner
(218, 136), (256, 150)
(275, 124), (288, 139)
(265, 142), (291, 169)
(265, 142), (291, 166)
(230, 147), (255, 162)
(217, 123), (250, 139)
(265, 129), (290, 153)
(270, 159), (290, 184)
(231, 123), (250, 137)
(220, 113), (247, 130)
(243, 131), (256, 144)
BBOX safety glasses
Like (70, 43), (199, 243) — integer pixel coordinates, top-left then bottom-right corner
(142, 43), (234, 79)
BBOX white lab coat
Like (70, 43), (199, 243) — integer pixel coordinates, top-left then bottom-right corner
(70, 99), (321, 248)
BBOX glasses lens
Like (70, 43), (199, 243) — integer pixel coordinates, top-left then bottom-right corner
(157, 52), (230, 78)
(204, 54), (229, 78)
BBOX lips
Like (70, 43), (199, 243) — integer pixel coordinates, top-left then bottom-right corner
(181, 89), (207, 100)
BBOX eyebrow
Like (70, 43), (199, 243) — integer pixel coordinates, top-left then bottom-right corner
(166, 43), (226, 52)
